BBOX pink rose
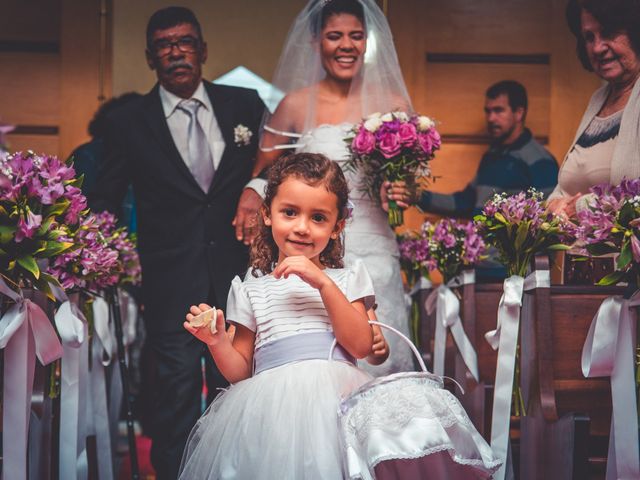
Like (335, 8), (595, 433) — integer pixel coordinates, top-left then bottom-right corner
(417, 132), (433, 154)
(429, 128), (442, 150)
(398, 122), (417, 146)
(631, 234), (640, 262)
(352, 128), (376, 155)
(379, 132), (402, 159)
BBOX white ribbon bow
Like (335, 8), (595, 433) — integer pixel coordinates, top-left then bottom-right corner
(0, 278), (63, 480)
(85, 295), (115, 480)
(486, 270), (550, 480)
(425, 271), (478, 381)
(582, 292), (640, 480)
(51, 284), (89, 480)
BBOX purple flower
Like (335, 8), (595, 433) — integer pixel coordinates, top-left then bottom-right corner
(351, 128), (376, 155)
(15, 209), (42, 242)
(631, 234), (640, 263)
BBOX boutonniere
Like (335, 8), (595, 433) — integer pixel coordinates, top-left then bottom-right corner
(234, 124), (253, 146)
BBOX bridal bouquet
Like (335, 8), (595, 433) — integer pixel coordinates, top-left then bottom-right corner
(421, 218), (486, 283)
(574, 179), (640, 286)
(474, 189), (572, 277)
(346, 111), (441, 227)
(0, 151), (87, 295)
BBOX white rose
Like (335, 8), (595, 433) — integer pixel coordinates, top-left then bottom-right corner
(381, 112), (394, 122)
(395, 111), (409, 122)
(364, 117), (383, 132)
(366, 111), (382, 120)
(417, 115), (435, 131)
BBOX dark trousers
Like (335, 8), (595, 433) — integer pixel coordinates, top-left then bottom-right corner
(146, 328), (227, 480)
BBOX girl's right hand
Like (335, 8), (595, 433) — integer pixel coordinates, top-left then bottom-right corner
(184, 303), (228, 347)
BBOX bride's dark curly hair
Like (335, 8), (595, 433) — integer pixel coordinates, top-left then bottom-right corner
(250, 152), (350, 276)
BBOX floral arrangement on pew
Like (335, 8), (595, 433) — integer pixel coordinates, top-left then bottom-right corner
(47, 210), (141, 292)
(474, 188), (573, 278)
(346, 111), (441, 227)
(0, 151), (87, 296)
(573, 179), (640, 446)
(420, 218), (486, 382)
(0, 151), (86, 479)
(472, 188), (575, 476)
(398, 230), (433, 345)
(574, 179), (640, 286)
(421, 218), (486, 283)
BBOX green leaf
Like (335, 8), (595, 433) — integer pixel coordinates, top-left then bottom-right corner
(38, 241), (74, 258)
(586, 242), (619, 256)
(45, 199), (70, 217)
(617, 241), (632, 270)
(494, 212), (507, 224)
(36, 217), (55, 236)
(597, 270), (626, 286)
(547, 243), (571, 251)
(33, 276), (54, 301)
(514, 221), (530, 251)
(0, 225), (17, 243)
(17, 255), (40, 280)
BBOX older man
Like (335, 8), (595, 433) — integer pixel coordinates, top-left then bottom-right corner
(90, 7), (264, 478)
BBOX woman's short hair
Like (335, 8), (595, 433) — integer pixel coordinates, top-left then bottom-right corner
(566, 0), (640, 71)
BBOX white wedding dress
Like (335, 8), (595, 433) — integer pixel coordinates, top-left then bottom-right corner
(297, 123), (414, 375)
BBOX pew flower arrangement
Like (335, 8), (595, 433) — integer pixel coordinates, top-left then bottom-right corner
(48, 210), (141, 292)
(398, 231), (433, 345)
(346, 111), (441, 227)
(574, 179), (640, 286)
(474, 188), (573, 277)
(421, 218), (486, 283)
(0, 151), (87, 295)
(474, 189), (573, 420)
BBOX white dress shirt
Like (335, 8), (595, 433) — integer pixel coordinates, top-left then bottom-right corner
(159, 82), (226, 172)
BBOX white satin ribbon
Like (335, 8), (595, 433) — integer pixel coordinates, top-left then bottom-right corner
(425, 271), (478, 381)
(0, 278), (63, 480)
(486, 270), (550, 480)
(86, 295), (114, 480)
(582, 292), (640, 480)
(52, 286), (89, 480)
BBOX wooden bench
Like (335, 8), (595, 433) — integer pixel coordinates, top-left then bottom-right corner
(519, 256), (625, 480)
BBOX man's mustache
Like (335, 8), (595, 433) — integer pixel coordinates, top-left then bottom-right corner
(165, 61), (194, 73)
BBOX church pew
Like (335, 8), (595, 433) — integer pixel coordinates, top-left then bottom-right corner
(519, 256), (625, 480)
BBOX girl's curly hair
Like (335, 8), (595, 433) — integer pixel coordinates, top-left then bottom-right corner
(250, 152), (350, 275)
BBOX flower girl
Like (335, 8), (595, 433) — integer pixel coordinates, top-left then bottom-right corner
(179, 152), (385, 478)
(178, 152), (500, 479)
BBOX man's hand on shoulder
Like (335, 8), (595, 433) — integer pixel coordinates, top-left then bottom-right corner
(233, 188), (263, 245)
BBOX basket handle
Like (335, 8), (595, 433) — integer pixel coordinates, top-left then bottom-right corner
(328, 320), (428, 373)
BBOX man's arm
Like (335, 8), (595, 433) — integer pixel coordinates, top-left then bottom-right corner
(88, 114), (131, 216)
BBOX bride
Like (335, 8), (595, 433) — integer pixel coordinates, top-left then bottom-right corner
(235, 0), (414, 374)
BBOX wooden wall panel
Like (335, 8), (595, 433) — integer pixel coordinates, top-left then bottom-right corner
(0, 0), (60, 42)
(422, 0), (550, 54)
(5, 134), (60, 157)
(0, 53), (61, 126)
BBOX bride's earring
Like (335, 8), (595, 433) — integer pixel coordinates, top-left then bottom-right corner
(331, 233), (337, 240)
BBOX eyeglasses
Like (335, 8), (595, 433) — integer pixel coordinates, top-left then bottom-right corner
(152, 36), (200, 57)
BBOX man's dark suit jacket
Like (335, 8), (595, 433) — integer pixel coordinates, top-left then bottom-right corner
(91, 82), (265, 333)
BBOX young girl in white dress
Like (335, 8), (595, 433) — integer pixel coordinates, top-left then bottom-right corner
(179, 152), (500, 479)
(233, 0), (415, 375)
(178, 153), (387, 479)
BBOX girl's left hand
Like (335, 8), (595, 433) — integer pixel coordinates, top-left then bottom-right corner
(273, 256), (329, 290)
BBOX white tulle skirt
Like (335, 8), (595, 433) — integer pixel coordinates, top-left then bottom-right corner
(178, 359), (371, 480)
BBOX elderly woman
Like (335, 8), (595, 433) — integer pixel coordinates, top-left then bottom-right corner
(547, 0), (640, 217)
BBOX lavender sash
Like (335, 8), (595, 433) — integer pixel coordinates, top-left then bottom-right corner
(254, 332), (355, 375)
